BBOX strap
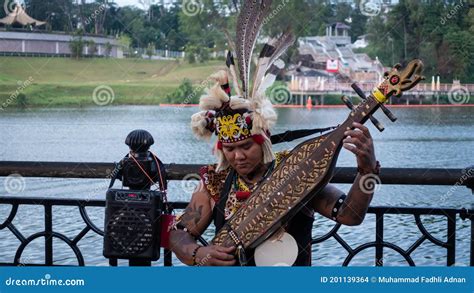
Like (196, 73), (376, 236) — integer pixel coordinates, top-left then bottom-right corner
(108, 158), (125, 189)
(213, 169), (235, 233)
(331, 193), (347, 221)
(150, 152), (168, 192)
(107, 153), (168, 193)
(270, 127), (337, 144)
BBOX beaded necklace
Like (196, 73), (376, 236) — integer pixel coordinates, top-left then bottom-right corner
(232, 160), (275, 201)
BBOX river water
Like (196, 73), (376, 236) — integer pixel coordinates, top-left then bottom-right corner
(0, 106), (473, 266)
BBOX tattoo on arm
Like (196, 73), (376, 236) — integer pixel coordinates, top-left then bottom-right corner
(180, 203), (204, 230)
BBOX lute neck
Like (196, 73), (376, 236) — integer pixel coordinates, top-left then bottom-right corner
(330, 94), (382, 141)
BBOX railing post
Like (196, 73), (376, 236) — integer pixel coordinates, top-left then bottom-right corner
(164, 205), (174, 266)
(459, 208), (473, 266)
(446, 211), (456, 266)
(375, 212), (384, 266)
(45, 204), (53, 266)
(164, 249), (173, 266)
(471, 218), (474, 267)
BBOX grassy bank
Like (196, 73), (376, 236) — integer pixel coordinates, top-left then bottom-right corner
(0, 57), (224, 108)
(0, 57), (467, 108)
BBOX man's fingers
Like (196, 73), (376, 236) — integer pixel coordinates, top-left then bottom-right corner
(216, 246), (236, 254)
(343, 137), (365, 150)
(211, 250), (235, 261)
(345, 130), (368, 142)
(343, 143), (360, 156)
(352, 122), (371, 138)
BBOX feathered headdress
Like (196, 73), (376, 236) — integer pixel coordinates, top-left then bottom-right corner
(191, 0), (295, 171)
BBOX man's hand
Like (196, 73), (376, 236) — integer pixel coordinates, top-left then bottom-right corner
(195, 245), (236, 266)
(343, 122), (377, 173)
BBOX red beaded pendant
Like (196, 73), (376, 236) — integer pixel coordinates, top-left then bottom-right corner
(236, 191), (251, 201)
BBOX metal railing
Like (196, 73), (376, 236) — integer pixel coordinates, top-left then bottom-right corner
(0, 162), (473, 267)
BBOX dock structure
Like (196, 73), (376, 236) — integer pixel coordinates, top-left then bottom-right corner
(287, 81), (474, 106)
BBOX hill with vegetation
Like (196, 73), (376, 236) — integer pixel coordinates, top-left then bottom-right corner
(0, 57), (223, 107)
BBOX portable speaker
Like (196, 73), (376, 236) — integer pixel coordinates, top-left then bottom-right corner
(103, 189), (163, 261)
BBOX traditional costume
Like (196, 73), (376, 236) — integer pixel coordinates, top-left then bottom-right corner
(189, 0), (313, 266)
(185, 1), (424, 267)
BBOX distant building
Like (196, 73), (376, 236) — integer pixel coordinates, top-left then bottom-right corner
(352, 35), (368, 49)
(0, 30), (123, 58)
(0, 4), (123, 58)
(292, 23), (384, 87)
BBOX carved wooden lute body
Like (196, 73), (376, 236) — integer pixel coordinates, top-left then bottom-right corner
(212, 60), (425, 253)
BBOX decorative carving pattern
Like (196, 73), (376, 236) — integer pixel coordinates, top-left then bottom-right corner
(213, 136), (338, 248)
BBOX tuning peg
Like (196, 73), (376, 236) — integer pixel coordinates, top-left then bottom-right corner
(341, 96), (385, 132)
(380, 105), (397, 122)
(351, 83), (367, 100)
(370, 116), (385, 132)
(351, 83), (397, 123)
(341, 95), (355, 110)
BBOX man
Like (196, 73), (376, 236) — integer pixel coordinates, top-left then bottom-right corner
(169, 71), (379, 266)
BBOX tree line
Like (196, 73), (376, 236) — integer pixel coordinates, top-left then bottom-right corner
(0, 0), (472, 82)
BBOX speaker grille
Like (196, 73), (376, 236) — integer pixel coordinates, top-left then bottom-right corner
(107, 207), (153, 255)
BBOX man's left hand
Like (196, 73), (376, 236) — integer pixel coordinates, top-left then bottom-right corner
(343, 122), (377, 173)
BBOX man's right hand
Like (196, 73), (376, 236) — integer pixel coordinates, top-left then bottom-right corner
(195, 245), (236, 266)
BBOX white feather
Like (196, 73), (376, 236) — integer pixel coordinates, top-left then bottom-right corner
(191, 111), (213, 140)
(199, 85), (230, 111)
(229, 96), (252, 111)
(256, 59), (285, 97)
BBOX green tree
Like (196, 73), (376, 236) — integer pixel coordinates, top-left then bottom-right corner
(104, 42), (113, 58)
(185, 45), (210, 63)
(87, 40), (97, 56)
(117, 34), (131, 56)
(442, 30), (474, 80)
(146, 42), (155, 59)
(165, 79), (202, 104)
(364, 0), (474, 82)
(24, 0), (75, 32)
(69, 35), (85, 59)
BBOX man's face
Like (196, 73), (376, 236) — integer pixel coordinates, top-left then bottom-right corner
(222, 137), (263, 176)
